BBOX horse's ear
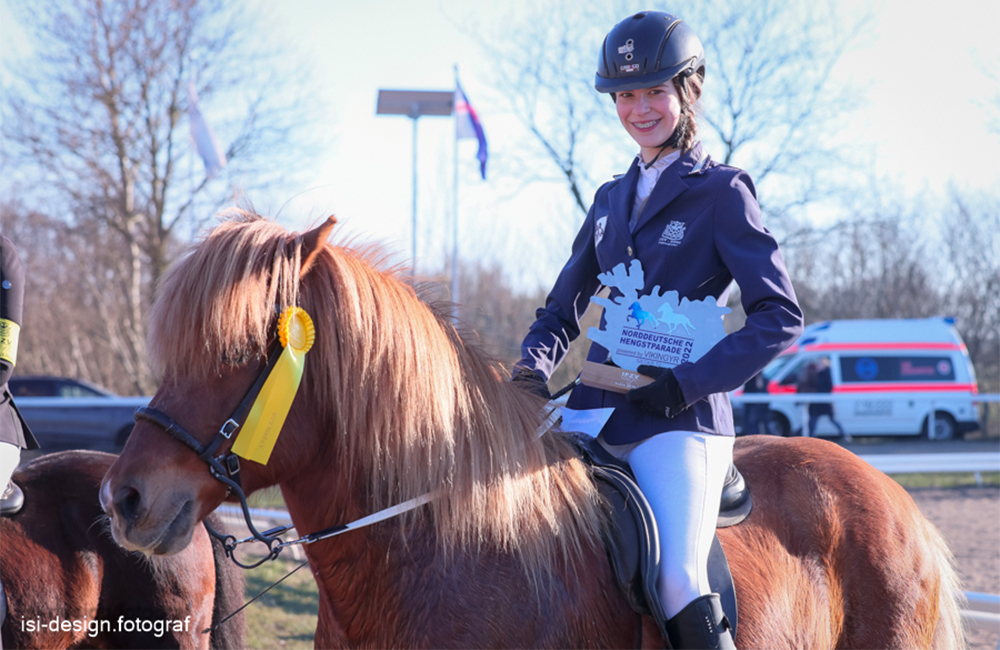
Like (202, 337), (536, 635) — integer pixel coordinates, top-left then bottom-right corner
(299, 215), (337, 278)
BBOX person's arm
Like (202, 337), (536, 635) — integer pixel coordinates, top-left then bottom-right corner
(515, 200), (604, 383)
(671, 172), (803, 406)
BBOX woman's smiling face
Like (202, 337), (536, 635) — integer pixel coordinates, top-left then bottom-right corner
(615, 82), (682, 163)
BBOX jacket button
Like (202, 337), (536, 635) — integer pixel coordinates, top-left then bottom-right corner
(627, 246), (633, 257)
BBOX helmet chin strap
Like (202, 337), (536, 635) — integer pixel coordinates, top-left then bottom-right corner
(643, 112), (690, 170)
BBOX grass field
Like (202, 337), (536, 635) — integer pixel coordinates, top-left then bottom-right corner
(242, 556), (319, 649)
(889, 471), (999, 489)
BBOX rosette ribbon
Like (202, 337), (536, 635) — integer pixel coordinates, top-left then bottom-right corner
(231, 306), (315, 465)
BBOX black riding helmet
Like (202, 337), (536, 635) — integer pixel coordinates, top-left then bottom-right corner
(595, 11), (705, 94)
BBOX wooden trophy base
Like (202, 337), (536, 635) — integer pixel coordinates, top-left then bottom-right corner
(580, 361), (654, 394)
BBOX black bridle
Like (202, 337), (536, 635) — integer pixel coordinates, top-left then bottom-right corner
(133, 344), (288, 568)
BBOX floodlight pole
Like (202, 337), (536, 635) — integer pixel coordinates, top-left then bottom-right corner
(376, 89), (454, 273)
(409, 108), (419, 271)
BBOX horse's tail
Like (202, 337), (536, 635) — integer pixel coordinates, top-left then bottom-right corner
(923, 517), (966, 649)
(205, 514), (247, 650)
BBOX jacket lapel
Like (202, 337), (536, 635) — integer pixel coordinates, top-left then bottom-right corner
(631, 143), (704, 234)
(607, 159), (639, 244)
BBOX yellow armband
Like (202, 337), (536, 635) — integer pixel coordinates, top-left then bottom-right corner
(0, 318), (19, 366)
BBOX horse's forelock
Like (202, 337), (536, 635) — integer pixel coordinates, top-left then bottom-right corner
(148, 215), (302, 378)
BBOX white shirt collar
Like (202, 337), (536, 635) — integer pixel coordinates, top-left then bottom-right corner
(638, 149), (679, 168)
(634, 149), (681, 207)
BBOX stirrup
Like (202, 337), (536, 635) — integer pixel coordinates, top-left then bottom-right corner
(1, 480), (24, 515)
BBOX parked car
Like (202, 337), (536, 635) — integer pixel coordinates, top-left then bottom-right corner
(9, 375), (149, 451)
(733, 318), (979, 440)
(9, 375), (116, 398)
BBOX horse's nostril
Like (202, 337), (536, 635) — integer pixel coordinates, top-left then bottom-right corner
(114, 485), (143, 525)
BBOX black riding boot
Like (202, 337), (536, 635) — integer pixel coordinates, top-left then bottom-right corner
(665, 593), (736, 650)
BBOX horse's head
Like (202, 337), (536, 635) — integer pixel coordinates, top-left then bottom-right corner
(101, 215), (337, 555)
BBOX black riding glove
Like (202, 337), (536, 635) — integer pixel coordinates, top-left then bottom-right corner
(511, 368), (553, 400)
(626, 365), (688, 418)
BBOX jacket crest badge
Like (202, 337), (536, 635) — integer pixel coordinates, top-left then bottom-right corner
(595, 216), (608, 247)
(659, 221), (685, 246)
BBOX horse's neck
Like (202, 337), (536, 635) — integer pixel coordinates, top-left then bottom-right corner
(280, 473), (433, 646)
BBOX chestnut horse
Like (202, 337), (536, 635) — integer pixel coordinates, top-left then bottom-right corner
(2, 450), (245, 649)
(101, 213), (964, 648)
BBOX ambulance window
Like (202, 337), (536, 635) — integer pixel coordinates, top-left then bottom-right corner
(840, 356), (956, 382)
(779, 360), (809, 386)
(762, 355), (794, 380)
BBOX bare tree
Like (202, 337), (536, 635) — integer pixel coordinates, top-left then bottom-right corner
(469, 0), (867, 244)
(1, 201), (149, 394)
(2, 0), (322, 392)
(682, 0), (868, 242)
(939, 191), (1000, 392)
(794, 214), (939, 322)
(469, 1), (623, 217)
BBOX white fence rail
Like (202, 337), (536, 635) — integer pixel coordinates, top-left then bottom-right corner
(963, 591), (1000, 637)
(858, 452), (1000, 474)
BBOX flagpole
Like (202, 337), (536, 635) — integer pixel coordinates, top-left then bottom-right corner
(411, 114), (419, 273)
(451, 66), (460, 314)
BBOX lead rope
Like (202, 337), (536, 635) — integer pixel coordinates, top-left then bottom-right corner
(202, 559), (310, 635)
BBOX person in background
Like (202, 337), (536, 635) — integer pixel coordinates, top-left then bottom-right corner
(741, 370), (770, 435)
(512, 10), (803, 649)
(808, 356), (851, 442)
(1, 235), (39, 513)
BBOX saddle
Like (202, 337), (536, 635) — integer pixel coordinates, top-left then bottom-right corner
(1, 480), (24, 515)
(575, 436), (751, 643)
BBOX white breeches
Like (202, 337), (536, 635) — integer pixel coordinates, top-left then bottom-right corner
(601, 430), (734, 619)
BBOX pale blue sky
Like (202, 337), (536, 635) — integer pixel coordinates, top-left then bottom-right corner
(3, 0), (998, 287)
(266, 0), (999, 282)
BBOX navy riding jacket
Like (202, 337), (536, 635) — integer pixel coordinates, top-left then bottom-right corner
(517, 144), (803, 444)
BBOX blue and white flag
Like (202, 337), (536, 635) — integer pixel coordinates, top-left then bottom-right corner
(455, 81), (487, 180)
(188, 82), (227, 179)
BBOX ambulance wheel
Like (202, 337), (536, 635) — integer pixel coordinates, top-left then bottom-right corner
(767, 412), (790, 437)
(922, 412), (956, 441)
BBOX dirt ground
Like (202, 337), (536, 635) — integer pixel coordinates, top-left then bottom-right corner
(907, 486), (1000, 650)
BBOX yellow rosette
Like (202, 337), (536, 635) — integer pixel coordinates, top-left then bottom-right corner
(231, 306), (315, 465)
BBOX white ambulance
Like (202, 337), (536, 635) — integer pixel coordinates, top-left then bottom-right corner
(754, 317), (980, 439)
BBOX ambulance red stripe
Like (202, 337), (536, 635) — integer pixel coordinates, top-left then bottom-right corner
(783, 342), (965, 354)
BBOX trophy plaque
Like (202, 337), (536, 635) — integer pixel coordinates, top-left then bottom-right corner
(582, 260), (730, 393)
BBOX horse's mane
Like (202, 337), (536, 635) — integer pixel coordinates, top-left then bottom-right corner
(148, 211), (603, 576)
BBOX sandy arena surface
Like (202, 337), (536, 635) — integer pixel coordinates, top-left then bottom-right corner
(907, 486), (1000, 650)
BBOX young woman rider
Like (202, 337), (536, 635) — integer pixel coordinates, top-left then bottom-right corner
(513, 11), (803, 649)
